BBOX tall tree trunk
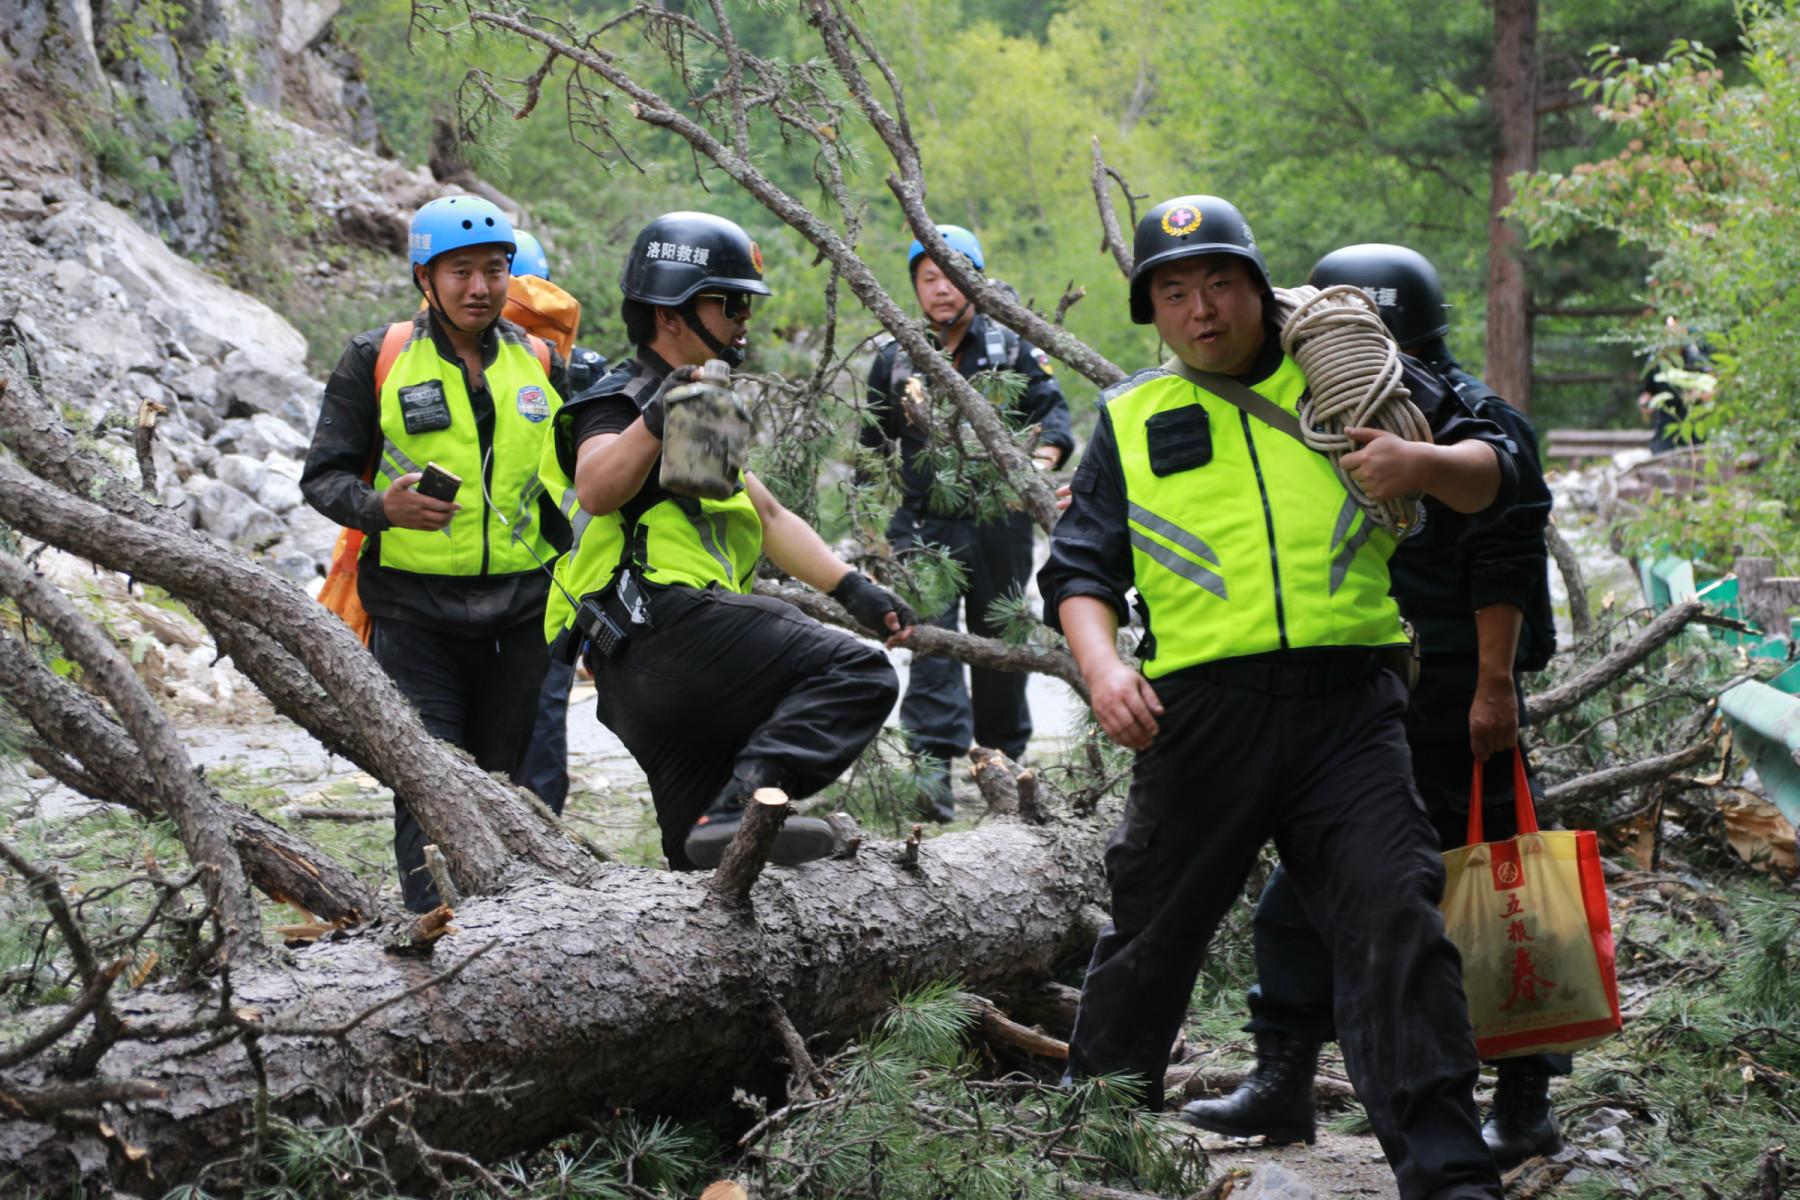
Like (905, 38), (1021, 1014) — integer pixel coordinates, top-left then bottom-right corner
(0, 814), (1113, 1192)
(1486, 0), (1538, 411)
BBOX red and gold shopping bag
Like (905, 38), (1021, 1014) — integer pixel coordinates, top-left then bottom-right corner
(1440, 748), (1623, 1058)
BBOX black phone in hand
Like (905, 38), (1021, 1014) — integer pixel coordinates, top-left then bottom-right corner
(415, 462), (462, 503)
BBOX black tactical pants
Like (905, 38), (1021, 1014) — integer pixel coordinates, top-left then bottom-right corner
(517, 638), (576, 814)
(1248, 702), (1574, 1077)
(888, 507), (1034, 763)
(371, 615), (549, 912)
(1068, 659), (1502, 1200)
(587, 583), (898, 870)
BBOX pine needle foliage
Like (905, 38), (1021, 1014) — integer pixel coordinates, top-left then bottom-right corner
(739, 982), (1209, 1199)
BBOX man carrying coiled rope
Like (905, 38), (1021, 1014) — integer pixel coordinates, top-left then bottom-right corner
(1040, 195), (1515, 1200)
(1185, 243), (1563, 1169)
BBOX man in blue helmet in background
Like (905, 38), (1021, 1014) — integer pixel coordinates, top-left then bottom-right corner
(1182, 243), (1563, 1169)
(504, 230), (609, 815)
(302, 195), (570, 912)
(543, 211), (914, 872)
(862, 224), (1074, 821)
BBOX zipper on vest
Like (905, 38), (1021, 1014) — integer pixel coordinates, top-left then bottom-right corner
(1239, 410), (1289, 650)
(466, 362), (496, 577)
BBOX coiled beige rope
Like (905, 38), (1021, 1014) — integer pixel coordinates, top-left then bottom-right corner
(1275, 284), (1430, 536)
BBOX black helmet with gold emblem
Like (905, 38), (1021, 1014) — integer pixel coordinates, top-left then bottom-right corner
(1128, 195), (1271, 324)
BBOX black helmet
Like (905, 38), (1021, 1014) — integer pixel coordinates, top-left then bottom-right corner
(620, 211), (773, 306)
(1129, 195), (1271, 324)
(1307, 243), (1447, 347)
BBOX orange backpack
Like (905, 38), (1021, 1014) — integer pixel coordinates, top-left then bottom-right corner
(502, 274), (582, 360)
(317, 322), (551, 644)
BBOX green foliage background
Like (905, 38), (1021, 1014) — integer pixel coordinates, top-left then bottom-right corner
(332, 0), (1741, 432)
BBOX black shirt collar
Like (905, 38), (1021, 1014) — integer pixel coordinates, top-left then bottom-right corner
(634, 347), (676, 380)
(1229, 327), (1286, 387)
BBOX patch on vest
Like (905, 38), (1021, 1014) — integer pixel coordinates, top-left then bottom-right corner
(517, 384), (550, 423)
(398, 380), (451, 434)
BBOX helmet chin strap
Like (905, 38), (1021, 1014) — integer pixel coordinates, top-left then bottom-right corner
(929, 300), (973, 338)
(679, 304), (745, 368)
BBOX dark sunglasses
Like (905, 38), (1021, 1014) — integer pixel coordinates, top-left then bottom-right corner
(695, 291), (755, 319)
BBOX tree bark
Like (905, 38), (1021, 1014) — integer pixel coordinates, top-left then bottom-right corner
(0, 812), (1114, 1191)
(1485, 0), (1538, 412)
(0, 632), (382, 925)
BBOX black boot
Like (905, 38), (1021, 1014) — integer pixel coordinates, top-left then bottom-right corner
(1176, 1032), (1319, 1145)
(917, 755), (955, 824)
(683, 774), (838, 869)
(1482, 1060), (1564, 1168)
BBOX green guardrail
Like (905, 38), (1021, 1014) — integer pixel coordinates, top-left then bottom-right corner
(1718, 678), (1800, 829)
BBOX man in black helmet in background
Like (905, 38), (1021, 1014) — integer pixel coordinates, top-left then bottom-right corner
(1041, 196), (1513, 1199)
(540, 211), (915, 871)
(1182, 243), (1563, 1169)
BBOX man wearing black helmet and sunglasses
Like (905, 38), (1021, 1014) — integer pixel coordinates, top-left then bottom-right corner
(540, 211), (915, 872)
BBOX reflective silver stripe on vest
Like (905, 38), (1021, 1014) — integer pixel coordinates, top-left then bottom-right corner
(382, 437), (423, 482)
(508, 478), (545, 544)
(559, 486), (592, 548)
(1130, 529), (1227, 600)
(693, 510), (734, 579)
(1329, 516), (1378, 596)
(1128, 501), (1220, 565)
(1328, 494), (1360, 555)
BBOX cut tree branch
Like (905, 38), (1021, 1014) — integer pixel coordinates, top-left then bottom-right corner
(1527, 600), (1703, 720)
(709, 788), (794, 906)
(754, 580), (1088, 702)
(1542, 739), (1718, 812)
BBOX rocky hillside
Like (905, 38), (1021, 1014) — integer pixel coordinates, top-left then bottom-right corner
(1, 0), (470, 586)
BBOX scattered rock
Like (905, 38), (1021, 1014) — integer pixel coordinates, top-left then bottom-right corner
(212, 453), (269, 498)
(1233, 1163), (1314, 1199)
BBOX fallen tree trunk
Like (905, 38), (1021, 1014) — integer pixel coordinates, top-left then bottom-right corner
(0, 813), (1113, 1191)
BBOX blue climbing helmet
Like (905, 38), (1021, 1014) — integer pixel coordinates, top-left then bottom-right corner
(408, 196), (517, 271)
(511, 230), (551, 280)
(907, 224), (984, 275)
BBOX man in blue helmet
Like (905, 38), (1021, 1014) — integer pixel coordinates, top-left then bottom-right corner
(542, 211), (914, 872)
(1182, 243), (1563, 1169)
(862, 224), (1074, 821)
(302, 195), (570, 912)
(1041, 196), (1514, 1199)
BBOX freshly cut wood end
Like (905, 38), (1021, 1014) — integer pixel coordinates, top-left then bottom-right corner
(699, 1182), (749, 1200)
(751, 787), (790, 807)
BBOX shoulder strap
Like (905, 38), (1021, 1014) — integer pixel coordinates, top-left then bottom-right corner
(363, 321), (415, 485)
(528, 334), (552, 378)
(373, 321), (413, 397)
(1161, 356), (1306, 447)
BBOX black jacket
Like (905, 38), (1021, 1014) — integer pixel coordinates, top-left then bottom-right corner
(1390, 357), (1555, 676)
(300, 310), (569, 634)
(862, 314), (1075, 517)
(1038, 340), (1519, 656)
